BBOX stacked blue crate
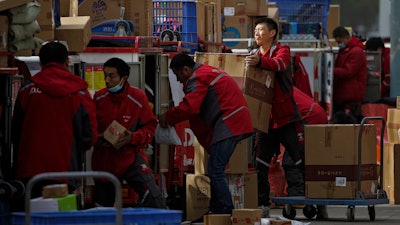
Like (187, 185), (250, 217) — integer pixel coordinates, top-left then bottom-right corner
(152, 0), (198, 54)
(272, 0), (331, 37)
(12, 208), (183, 225)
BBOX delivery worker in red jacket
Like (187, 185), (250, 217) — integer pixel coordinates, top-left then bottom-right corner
(159, 53), (253, 217)
(365, 37), (391, 98)
(11, 41), (98, 211)
(245, 17), (304, 218)
(92, 57), (165, 208)
(332, 26), (367, 123)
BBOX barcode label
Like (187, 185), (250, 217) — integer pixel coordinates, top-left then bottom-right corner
(336, 177), (347, 187)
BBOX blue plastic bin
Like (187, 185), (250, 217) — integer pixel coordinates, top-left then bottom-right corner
(12, 208), (183, 225)
(152, 0), (198, 53)
(272, 0), (330, 34)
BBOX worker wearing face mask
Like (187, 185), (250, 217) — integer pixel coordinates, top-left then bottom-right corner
(91, 57), (166, 209)
(331, 26), (367, 124)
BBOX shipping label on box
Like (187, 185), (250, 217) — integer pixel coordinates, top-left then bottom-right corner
(228, 172), (258, 209)
(305, 124), (378, 199)
(103, 120), (127, 149)
(194, 53), (274, 133)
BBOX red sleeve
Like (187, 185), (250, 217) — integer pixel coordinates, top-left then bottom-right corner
(259, 45), (291, 71)
(166, 77), (208, 126)
(131, 92), (157, 146)
(334, 47), (366, 79)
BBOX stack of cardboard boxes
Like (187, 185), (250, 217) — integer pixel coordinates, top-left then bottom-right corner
(383, 98), (400, 204)
(221, 0), (279, 50)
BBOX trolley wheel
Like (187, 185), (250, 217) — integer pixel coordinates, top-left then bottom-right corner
(0, 181), (14, 200)
(368, 205), (375, 221)
(282, 204), (296, 220)
(346, 205), (355, 222)
(303, 205), (317, 219)
(11, 180), (25, 198)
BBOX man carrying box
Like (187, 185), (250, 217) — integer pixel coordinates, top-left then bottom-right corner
(159, 53), (253, 219)
(245, 17), (304, 218)
(92, 57), (165, 209)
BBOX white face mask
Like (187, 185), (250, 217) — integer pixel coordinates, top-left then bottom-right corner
(108, 79), (125, 93)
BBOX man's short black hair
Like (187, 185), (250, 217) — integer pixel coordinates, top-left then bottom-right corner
(332, 26), (350, 39)
(103, 57), (130, 78)
(39, 41), (68, 65)
(255, 17), (279, 40)
(169, 53), (195, 71)
(365, 37), (385, 51)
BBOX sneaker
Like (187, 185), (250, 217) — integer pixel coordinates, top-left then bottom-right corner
(258, 205), (270, 218)
(316, 205), (328, 220)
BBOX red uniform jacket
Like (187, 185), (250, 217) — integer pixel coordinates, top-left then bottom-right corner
(333, 37), (367, 105)
(12, 62), (97, 179)
(165, 63), (253, 150)
(256, 43), (302, 129)
(293, 87), (328, 124)
(92, 84), (157, 177)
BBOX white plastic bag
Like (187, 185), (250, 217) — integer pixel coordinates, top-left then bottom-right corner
(155, 124), (182, 145)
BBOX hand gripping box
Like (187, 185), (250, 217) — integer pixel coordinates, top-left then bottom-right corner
(194, 52), (274, 133)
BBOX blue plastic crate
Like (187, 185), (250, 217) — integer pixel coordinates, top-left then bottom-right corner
(152, 0), (198, 53)
(12, 208), (183, 225)
(272, 0), (330, 34)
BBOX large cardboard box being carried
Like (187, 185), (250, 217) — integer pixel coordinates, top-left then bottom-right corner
(195, 52), (274, 133)
(305, 124), (378, 199)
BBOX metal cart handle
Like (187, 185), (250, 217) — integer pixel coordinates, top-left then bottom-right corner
(24, 171), (122, 225)
(357, 116), (386, 198)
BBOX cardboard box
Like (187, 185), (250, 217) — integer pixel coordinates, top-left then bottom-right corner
(194, 137), (250, 174)
(228, 172), (258, 209)
(60, 0), (121, 29)
(55, 16), (91, 52)
(387, 109), (400, 143)
(204, 214), (232, 225)
(195, 53), (274, 133)
(0, 0), (32, 11)
(42, 184), (68, 198)
(222, 0), (268, 16)
(305, 124), (378, 199)
(222, 16), (251, 49)
(186, 174), (211, 221)
(197, 0), (223, 43)
(122, 0), (152, 36)
(327, 5), (340, 38)
(231, 209), (261, 225)
(268, 220), (292, 225)
(186, 173), (257, 221)
(103, 120), (127, 149)
(31, 194), (77, 212)
(383, 143), (400, 204)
